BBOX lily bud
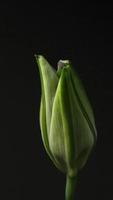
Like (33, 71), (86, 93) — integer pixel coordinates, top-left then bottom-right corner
(35, 55), (97, 178)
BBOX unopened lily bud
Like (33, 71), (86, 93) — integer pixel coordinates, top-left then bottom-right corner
(35, 55), (97, 199)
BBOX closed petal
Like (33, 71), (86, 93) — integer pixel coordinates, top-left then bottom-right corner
(50, 65), (95, 176)
(35, 55), (58, 137)
(50, 65), (77, 176)
(40, 91), (63, 171)
(70, 68), (97, 141)
(61, 66), (95, 172)
(36, 55), (63, 170)
(49, 76), (67, 173)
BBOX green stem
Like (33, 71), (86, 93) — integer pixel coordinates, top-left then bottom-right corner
(65, 175), (77, 200)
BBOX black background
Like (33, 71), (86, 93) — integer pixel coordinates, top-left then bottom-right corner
(0, 2), (113, 200)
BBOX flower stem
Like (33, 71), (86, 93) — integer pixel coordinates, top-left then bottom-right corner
(65, 175), (77, 200)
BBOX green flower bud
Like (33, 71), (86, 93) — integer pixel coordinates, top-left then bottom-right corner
(35, 55), (97, 199)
